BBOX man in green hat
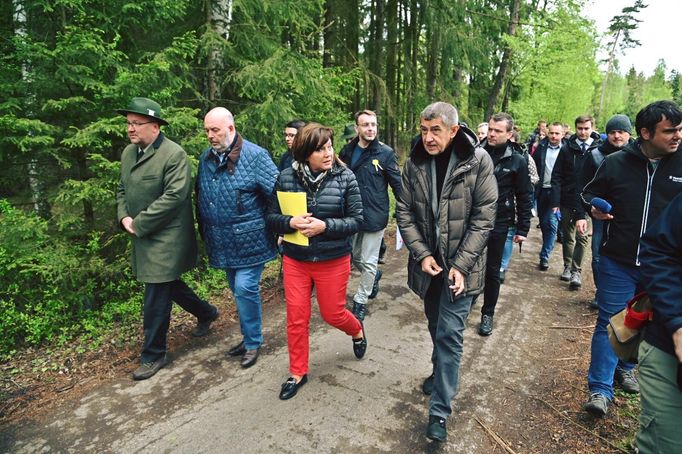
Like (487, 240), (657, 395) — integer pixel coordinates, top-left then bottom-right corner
(116, 97), (219, 380)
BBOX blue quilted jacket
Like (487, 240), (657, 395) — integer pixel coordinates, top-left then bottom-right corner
(266, 162), (363, 262)
(196, 134), (278, 269)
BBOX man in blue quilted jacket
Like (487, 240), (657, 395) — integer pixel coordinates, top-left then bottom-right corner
(197, 107), (279, 369)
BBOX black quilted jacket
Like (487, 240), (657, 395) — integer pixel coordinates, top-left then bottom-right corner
(266, 162), (363, 262)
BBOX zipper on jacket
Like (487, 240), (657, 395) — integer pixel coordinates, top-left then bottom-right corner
(635, 163), (658, 266)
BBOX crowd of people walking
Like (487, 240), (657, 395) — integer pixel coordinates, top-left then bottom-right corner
(116, 96), (682, 450)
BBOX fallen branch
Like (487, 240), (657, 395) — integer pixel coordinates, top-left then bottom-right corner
(549, 325), (594, 330)
(474, 415), (518, 454)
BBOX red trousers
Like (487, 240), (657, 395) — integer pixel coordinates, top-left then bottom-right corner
(283, 255), (362, 376)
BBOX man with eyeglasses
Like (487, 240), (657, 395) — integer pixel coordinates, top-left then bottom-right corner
(116, 97), (219, 380)
(196, 107), (278, 369)
(278, 119), (306, 171)
(339, 110), (402, 322)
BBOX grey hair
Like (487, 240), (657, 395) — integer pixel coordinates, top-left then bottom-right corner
(420, 102), (459, 128)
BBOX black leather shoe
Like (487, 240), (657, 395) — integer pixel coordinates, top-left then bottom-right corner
(422, 372), (435, 395)
(240, 348), (259, 368)
(353, 326), (367, 359)
(539, 259), (549, 271)
(227, 341), (246, 357)
(426, 415), (447, 442)
(368, 270), (383, 299)
(191, 306), (219, 337)
(478, 314), (493, 336)
(279, 374), (308, 400)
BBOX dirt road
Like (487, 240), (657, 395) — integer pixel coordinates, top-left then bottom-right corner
(1, 234), (632, 453)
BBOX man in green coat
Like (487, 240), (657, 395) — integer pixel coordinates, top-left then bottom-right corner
(116, 97), (219, 380)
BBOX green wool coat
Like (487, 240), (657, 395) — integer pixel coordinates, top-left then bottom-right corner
(116, 133), (198, 283)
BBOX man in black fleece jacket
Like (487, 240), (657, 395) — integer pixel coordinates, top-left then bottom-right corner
(580, 100), (682, 417)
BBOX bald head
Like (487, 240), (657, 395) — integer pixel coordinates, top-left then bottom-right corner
(204, 107), (236, 152)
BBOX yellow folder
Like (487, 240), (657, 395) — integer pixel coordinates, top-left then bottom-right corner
(276, 191), (309, 246)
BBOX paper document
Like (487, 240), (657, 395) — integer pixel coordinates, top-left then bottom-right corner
(276, 191), (309, 246)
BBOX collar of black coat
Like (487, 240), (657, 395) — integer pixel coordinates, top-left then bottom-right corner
(567, 131), (602, 152)
(482, 138), (518, 160)
(409, 124), (478, 165)
(339, 135), (382, 160)
(204, 133), (243, 173)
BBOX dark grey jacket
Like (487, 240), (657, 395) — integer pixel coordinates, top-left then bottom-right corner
(396, 126), (498, 299)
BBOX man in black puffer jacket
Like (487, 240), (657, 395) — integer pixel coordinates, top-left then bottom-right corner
(475, 113), (532, 336)
(551, 115), (602, 289)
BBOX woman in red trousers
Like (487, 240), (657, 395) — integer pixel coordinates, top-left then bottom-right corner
(267, 123), (366, 400)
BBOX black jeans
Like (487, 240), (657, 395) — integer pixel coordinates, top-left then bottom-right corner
(141, 279), (215, 363)
(480, 223), (510, 316)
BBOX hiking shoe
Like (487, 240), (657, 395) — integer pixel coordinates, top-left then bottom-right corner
(569, 271), (582, 289)
(191, 306), (219, 337)
(422, 372), (435, 395)
(426, 415), (447, 442)
(132, 355), (167, 380)
(499, 269), (506, 284)
(584, 393), (609, 417)
(369, 270), (383, 299)
(614, 368), (640, 394)
(539, 259), (549, 271)
(588, 298), (598, 310)
(560, 266), (571, 281)
(478, 314), (494, 336)
(352, 301), (367, 322)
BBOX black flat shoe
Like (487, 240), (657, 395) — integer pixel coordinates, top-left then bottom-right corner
(353, 325), (367, 359)
(279, 375), (308, 400)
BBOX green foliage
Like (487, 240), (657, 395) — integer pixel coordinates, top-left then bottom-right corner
(507, 3), (600, 130)
(0, 0), (676, 358)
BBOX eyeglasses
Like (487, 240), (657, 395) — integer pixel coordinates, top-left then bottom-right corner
(283, 133), (296, 138)
(126, 121), (154, 128)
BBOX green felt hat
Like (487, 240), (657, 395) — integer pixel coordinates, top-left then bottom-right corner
(116, 97), (168, 125)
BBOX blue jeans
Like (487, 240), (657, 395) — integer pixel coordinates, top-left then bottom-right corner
(424, 275), (474, 419)
(226, 264), (266, 350)
(536, 188), (557, 261)
(587, 255), (639, 399)
(591, 219), (603, 288)
(500, 226), (515, 271)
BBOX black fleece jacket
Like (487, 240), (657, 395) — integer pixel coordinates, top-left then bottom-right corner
(580, 141), (682, 266)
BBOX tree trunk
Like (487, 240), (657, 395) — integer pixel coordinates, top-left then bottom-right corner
(485, 0), (520, 119)
(14, 0), (50, 219)
(206, 0), (232, 104)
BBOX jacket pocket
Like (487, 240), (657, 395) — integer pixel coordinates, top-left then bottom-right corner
(232, 218), (269, 256)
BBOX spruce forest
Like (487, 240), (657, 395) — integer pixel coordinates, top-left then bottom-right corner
(0, 0), (678, 356)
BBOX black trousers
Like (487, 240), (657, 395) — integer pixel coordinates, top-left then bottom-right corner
(141, 279), (215, 363)
(480, 223), (510, 316)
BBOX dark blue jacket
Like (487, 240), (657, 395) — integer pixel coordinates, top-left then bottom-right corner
(532, 137), (565, 194)
(339, 137), (402, 232)
(640, 192), (682, 358)
(266, 162), (363, 262)
(196, 134), (279, 269)
(550, 132), (602, 210)
(278, 150), (293, 172)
